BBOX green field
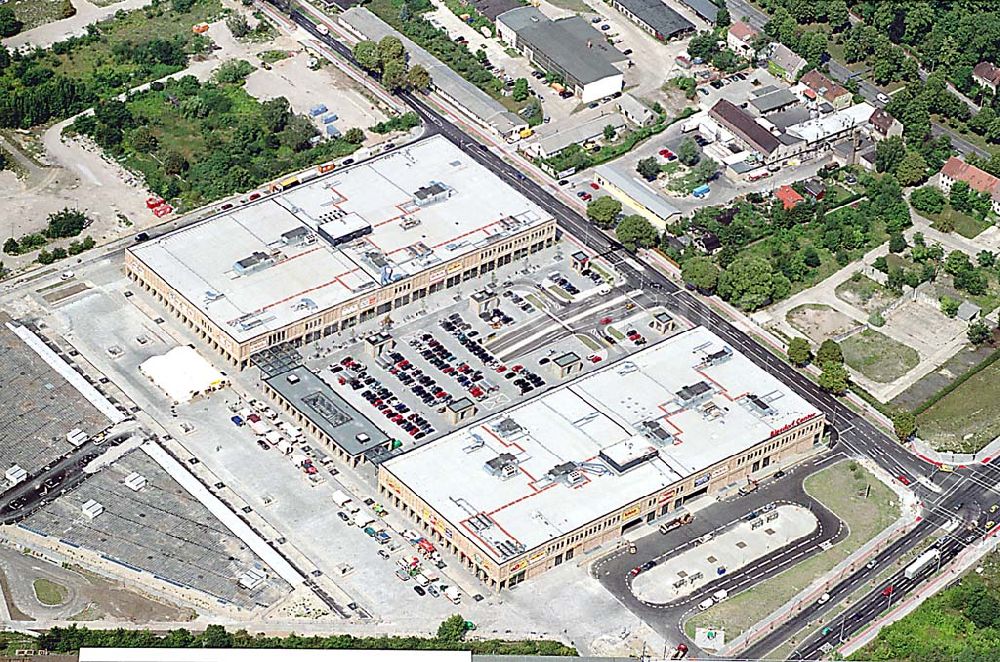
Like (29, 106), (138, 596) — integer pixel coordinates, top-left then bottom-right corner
(842, 329), (920, 383)
(835, 274), (893, 313)
(921, 205), (993, 239)
(917, 358), (1000, 453)
(32, 578), (68, 606)
(685, 461), (900, 640)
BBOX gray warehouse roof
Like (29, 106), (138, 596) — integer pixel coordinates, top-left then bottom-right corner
(533, 113), (625, 156)
(498, 8), (624, 85)
(610, 0), (694, 39)
(265, 366), (389, 457)
(749, 89), (799, 114)
(595, 165), (681, 221)
(341, 8), (522, 135)
(679, 0), (719, 23)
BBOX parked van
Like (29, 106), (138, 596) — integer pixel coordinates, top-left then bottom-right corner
(713, 589), (729, 602)
(698, 598), (714, 611)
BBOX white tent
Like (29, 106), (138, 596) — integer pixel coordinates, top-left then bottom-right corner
(139, 346), (228, 403)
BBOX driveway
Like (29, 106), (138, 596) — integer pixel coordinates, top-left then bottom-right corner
(2, 0), (155, 50)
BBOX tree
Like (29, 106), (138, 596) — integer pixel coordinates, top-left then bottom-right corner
(692, 157), (717, 183)
(681, 257), (720, 293)
(199, 624), (233, 648)
(950, 180), (972, 212)
(968, 320), (992, 345)
(677, 137), (700, 166)
(512, 78), (529, 102)
(3, 237), (18, 255)
(586, 196), (621, 229)
(875, 136), (906, 173)
(406, 64), (431, 91)
(978, 250), (996, 268)
(45, 208), (88, 239)
(381, 58), (408, 91)
(437, 615), (467, 642)
(226, 14), (250, 39)
(378, 35), (406, 63)
(827, 0), (849, 31)
(615, 214), (659, 251)
(0, 7), (22, 38)
(717, 257), (777, 311)
(603, 124), (616, 141)
(816, 339), (843, 365)
(910, 186), (945, 214)
(715, 7), (730, 28)
(889, 232), (907, 253)
(343, 127), (365, 144)
(896, 150), (928, 186)
(353, 40), (381, 73)
(162, 150), (189, 175)
(892, 411), (917, 442)
(636, 157), (660, 182)
(940, 295), (960, 318)
(818, 361), (849, 394)
(128, 126), (158, 153)
(787, 337), (812, 366)
(259, 97), (290, 133)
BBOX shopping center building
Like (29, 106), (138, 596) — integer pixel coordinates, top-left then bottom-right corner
(124, 135), (556, 368)
(378, 327), (825, 589)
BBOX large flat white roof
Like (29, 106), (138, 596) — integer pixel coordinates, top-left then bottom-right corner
(384, 326), (820, 564)
(130, 135), (551, 343)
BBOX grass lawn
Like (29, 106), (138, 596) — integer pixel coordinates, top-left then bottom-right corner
(32, 578), (68, 606)
(823, 183), (856, 207)
(919, 205), (993, 239)
(842, 329), (920, 383)
(835, 274), (893, 314)
(917, 358), (1000, 453)
(6, 0), (74, 31)
(685, 460), (900, 640)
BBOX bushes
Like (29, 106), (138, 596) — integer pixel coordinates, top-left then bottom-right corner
(371, 112), (420, 134)
(37, 624), (578, 656)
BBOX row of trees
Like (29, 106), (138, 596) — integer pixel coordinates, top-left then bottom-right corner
(353, 36), (430, 93)
(785, 336), (849, 394)
(584, 197), (659, 251)
(37, 622), (577, 656)
(3, 209), (93, 259)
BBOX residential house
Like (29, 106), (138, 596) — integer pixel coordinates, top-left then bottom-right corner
(867, 108), (903, 141)
(727, 21), (759, 59)
(973, 62), (1000, 94)
(936, 156), (1000, 215)
(802, 178), (826, 201)
(767, 43), (806, 82)
(798, 70), (852, 110)
(775, 185), (804, 210)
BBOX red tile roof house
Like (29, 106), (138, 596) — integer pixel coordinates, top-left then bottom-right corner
(936, 156), (1000, 215)
(973, 62), (1000, 95)
(799, 70), (852, 110)
(775, 185), (805, 210)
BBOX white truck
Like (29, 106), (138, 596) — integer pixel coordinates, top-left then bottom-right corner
(444, 585), (461, 604)
(356, 512), (377, 529)
(248, 418), (272, 436)
(276, 439), (293, 455)
(333, 489), (360, 514)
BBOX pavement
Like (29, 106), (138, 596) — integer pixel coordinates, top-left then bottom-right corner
(1, 0), (156, 50)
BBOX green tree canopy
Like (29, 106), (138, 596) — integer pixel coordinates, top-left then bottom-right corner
(586, 196), (622, 228)
(968, 320), (993, 345)
(636, 157), (660, 182)
(615, 214), (659, 251)
(816, 339), (843, 365)
(787, 337), (812, 366)
(437, 615), (468, 642)
(681, 257), (720, 293)
(818, 361), (849, 394)
(717, 257), (779, 311)
(892, 411), (917, 442)
(677, 137), (700, 166)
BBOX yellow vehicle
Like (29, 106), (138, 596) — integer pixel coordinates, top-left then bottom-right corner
(938, 464), (954, 473)
(519, 127), (534, 139)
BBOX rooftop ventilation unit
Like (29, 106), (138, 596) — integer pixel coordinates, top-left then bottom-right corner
(203, 290), (225, 305)
(640, 419), (675, 444)
(492, 418), (523, 438)
(484, 453), (519, 479)
(233, 251), (274, 276)
(676, 381), (713, 408)
(462, 433), (485, 453)
(280, 227), (312, 246)
(401, 217), (422, 230)
(413, 181), (451, 206)
(700, 346), (733, 367)
(292, 298), (318, 312)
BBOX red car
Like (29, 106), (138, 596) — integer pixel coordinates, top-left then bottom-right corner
(589, 182), (600, 190)
(599, 316), (613, 325)
(247, 192), (261, 201)
(495, 365), (507, 373)
(145, 196), (165, 209)
(588, 354), (603, 363)
(512, 364), (524, 373)
(897, 474), (911, 485)
(882, 585), (895, 597)
(581, 192), (592, 201)
(152, 204), (173, 218)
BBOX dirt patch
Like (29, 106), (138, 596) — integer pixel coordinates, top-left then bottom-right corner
(0, 566), (35, 621)
(68, 566), (197, 623)
(787, 304), (859, 344)
(835, 274), (894, 314)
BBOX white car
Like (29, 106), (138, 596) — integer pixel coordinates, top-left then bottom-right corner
(60, 271), (74, 280)
(876, 92), (890, 105)
(818, 592), (831, 604)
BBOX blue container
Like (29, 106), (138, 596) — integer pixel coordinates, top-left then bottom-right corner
(322, 113), (339, 124)
(326, 125), (341, 137)
(309, 104), (328, 117)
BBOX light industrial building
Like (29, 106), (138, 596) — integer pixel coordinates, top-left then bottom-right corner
(607, 0), (694, 41)
(378, 327), (825, 589)
(125, 135), (556, 369)
(496, 7), (626, 103)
